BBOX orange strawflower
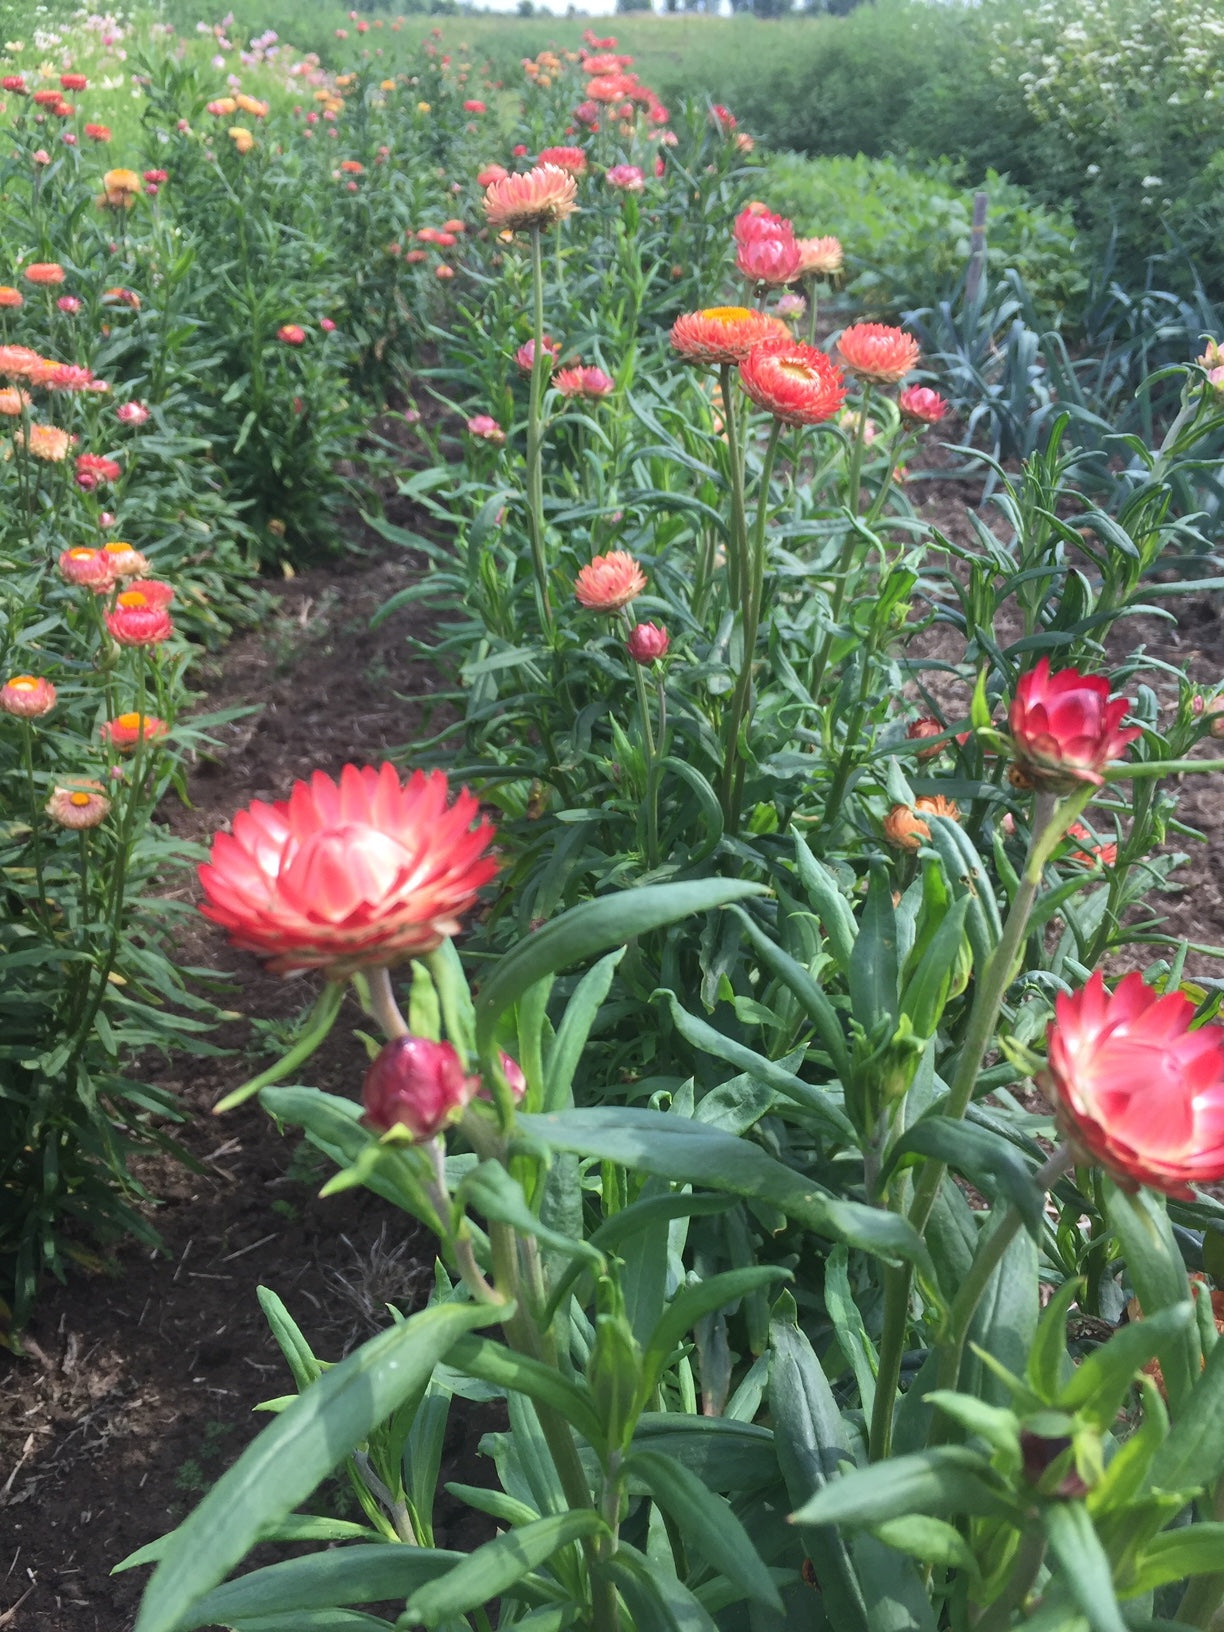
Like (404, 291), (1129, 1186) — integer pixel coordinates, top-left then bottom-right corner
(229, 127), (255, 154)
(99, 541), (149, 578)
(796, 236), (843, 277)
(58, 546), (115, 590)
(24, 262), (66, 286)
(483, 164), (578, 232)
(100, 712), (169, 750)
(574, 550), (646, 612)
(837, 322), (921, 386)
(18, 424), (71, 462)
(0, 345), (42, 379)
(883, 795), (960, 851)
(235, 93), (268, 117)
(0, 387), (30, 416)
(100, 167), (141, 208)
(739, 337), (847, 426)
(0, 287), (23, 309)
(670, 306), (788, 368)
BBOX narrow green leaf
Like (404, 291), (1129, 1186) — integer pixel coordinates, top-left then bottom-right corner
(727, 905), (852, 1080)
(848, 863), (899, 1030)
(789, 1447), (1006, 1528)
(869, 1515), (978, 1575)
(884, 1116), (1045, 1241)
(625, 1449), (782, 1610)
(1043, 1502), (1129, 1632)
(544, 948), (625, 1112)
(792, 838), (858, 968)
(132, 1304), (495, 1632)
(609, 1544), (720, 1632)
(257, 1287), (324, 1393)
(1105, 1183), (1199, 1411)
(1126, 1525), (1224, 1596)
(402, 1510), (607, 1625)
(640, 1267), (788, 1400)
(517, 1109), (931, 1270)
(1146, 1335), (1224, 1496)
(459, 1161), (603, 1268)
(446, 1334), (605, 1448)
(1058, 1304), (1194, 1428)
(475, 881), (767, 1051)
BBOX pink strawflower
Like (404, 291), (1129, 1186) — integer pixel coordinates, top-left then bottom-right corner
(467, 414), (505, 444)
(606, 163), (644, 192)
(575, 550), (645, 612)
(1009, 657), (1140, 791)
(899, 385), (949, 425)
(555, 365), (614, 399)
(116, 401), (150, 425)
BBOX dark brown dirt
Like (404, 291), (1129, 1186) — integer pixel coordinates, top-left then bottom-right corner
(0, 519), (489, 1632)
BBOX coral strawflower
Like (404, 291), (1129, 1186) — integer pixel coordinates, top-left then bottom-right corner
(1063, 821), (1118, 869)
(0, 287), (23, 310)
(1008, 657), (1140, 791)
(537, 145), (587, 175)
(57, 295), (82, 314)
(105, 589), (174, 646)
(100, 712), (169, 750)
(515, 336), (559, 374)
(476, 163), (508, 187)
(58, 546), (114, 590)
(278, 324), (306, 346)
(796, 235), (843, 277)
(75, 453), (121, 490)
(24, 263), (65, 286)
(61, 73), (88, 91)
(46, 780), (111, 829)
(899, 385), (949, 425)
(575, 550), (646, 612)
(555, 365), (614, 399)
(606, 164), (644, 192)
(84, 123), (111, 142)
(467, 414), (505, 443)
(837, 322), (921, 386)
(198, 763), (498, 976)
(98, 541), (150, 579)
(1045, 971), (1224, 1198)
(736, 223), (801, 287)
(0, 387), (30, 416)
(1, 675), (57, 718)
(883, 794), (960, 850)
(483, 164), (578, 232)
(0, 347), (41, 379)
(670, 306), (787, 367)
(116, 401), (150, 425)
(739, 336), (847, 427)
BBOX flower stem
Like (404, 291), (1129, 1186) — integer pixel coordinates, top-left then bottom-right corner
(622, 613), (660, 868)
(526, 227), (553, 632)
(366, 964), (409, 1040)
(721, 416), (783, 832)
(718, 362), (747, 608)
(868, 788), (1084, 1461)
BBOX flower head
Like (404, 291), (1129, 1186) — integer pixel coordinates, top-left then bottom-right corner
(796, 235), (843, 277)
(84, 122), (111, 142)
(0, 387), (30, 416)
(59, 546), (114, 590)
(105, 588), (174, 646)
(736, 218), (801, 286)
(883, 794), (960, 850)
(476, 163), (508, 187)
(57, 295), (82, 314)
(198, 764), (498, 976)
(362, 1035), (478, 1141)
(670, 306), (788, 368)
(100, 711), (169, 750)
(99, 541), (150, 579)
(575, 550), (645, 612)
(278, 324), (306, 345)
(116, 400), (150, 425)
(1063, 821), (1118, 869)
(24, 262), (65, 285)
(101, 167), (141, 207)
(1046, 972), (1224, 1198)
(537, 145), (586, 175)
(837, 322), (921, 386)
(1, 675), (57, 718)
(515, 336), (559, 374)
(19, 424), (71, 462)
(606, 163), (644, 192)
(555, 365), (614, 399)
(899, 385), (949, 425)
(75, 452), (121, 490)
(626, 622), (669, 664)
(1009, 658), (1140, 791)
(229, 126), (255, 154)
(483, 163), (578, 232)
(0, 287), (24, 310)
(739, 336), (847, 426)
(47, 780), (111, 829)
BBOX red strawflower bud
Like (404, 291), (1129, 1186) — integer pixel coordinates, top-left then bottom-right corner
(362, 1035), (478, 1141)
(626, 622), (669, 663)
(1008, 657), (1140, 790)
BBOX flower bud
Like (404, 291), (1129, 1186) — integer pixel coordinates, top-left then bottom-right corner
(362, 1035), (477, 1141)
(626, 622), (669, 664)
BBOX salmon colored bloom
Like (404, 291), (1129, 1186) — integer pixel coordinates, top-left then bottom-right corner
(1063, 821), (1118, 869)
(84, 123), (111, 142)
(739, 336), (847, 427)
(76, 452), (121, 490)
(362, 1035), (478, 1141)
(100, 712), (169, 750)
(1045, 971), (1224, 1198)
(736, 220), (802, 286)
(105, 589), (174, 645)
(670, 306), (787, 367)
(198, 763), (498, 976)
(883, 795), (960, 851)
(33, 361), (97, 392)
(906, 716), (947, 761)
(103, 287), (140, 309)
(555, 365), (614, 399)
(476, 163), (508, 187)
(0, 346), (42, 379)
(0, 287), (23, 309)
(1008, 657), (1140, 791)
(102, 167), (141, 198)
(46, 780), (111, 829)
(235, 93), (269, 117)
(466, 414), (505, 443)
(339, 158), (364, 174)
(57, 296), (82, 314)
(837, 322), (921, 386)
(60, 73), (88, 91)
(99, 541), (150, 579)
(606, 163), (644, 192)
(537, 145), (586, 175)
(575, 550), (646, 612)
(59, 546), (114, 590)
(1, 675), (57, 718)
(626, 622), (669, 664)
(516, 336), (559, 374)
(207, 97), (238, 116)
(0, 387), (30, 416)
(796, 235), (843, 277)
(24, 263), (65, 286)
(229, 127), (255, 154)
(899, 385), (949, 424)
(483, 164), (578, 232)
(278, 324), (306, 345)
(19, 424), (71, 462)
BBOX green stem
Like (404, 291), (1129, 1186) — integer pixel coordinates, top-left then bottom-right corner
(622, 612), (660, 868)
(525, 227), (553, 632)
(868, 787), (1084, 1461)
(20, 721), (51, 931)
(721, 417), (783, 832)
(972, 1526), (1047, 1632)
(366, 964), (409, 1040)
(718, 362), (747, 608)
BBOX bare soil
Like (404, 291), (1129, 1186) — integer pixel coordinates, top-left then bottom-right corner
(4, 434), (1224, 1631)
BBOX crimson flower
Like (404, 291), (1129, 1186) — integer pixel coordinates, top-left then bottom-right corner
(198, 764), (498, 976)
(75, 453), (121, 490)
(626, 623), (669, 663)
(1046, 972), (1224, 1197)
(1009, 657), (1140, 790)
